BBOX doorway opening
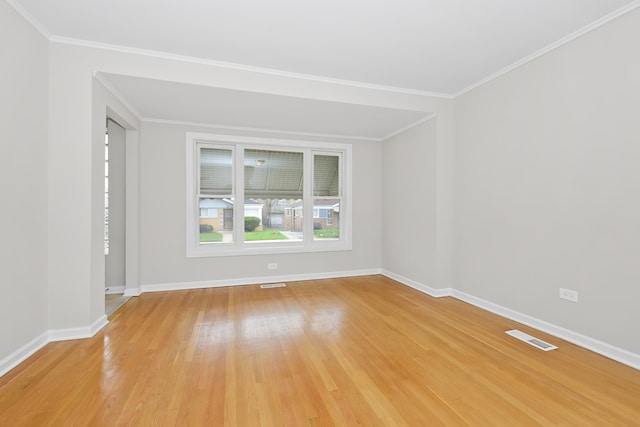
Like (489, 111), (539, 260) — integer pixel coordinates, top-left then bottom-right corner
(105, 118), (129, 315)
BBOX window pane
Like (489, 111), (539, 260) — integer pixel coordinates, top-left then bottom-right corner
(200, 148), (232, 194)
(244, 149), (303, 198)
(313, 199), (340, 240)
(199, 197), (233, 244)
(243, 198), (303, 243)
(314, 154), (339, 197)
(245, 148), (304, 243)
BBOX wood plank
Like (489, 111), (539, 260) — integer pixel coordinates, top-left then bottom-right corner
(1, 275), (639, 426)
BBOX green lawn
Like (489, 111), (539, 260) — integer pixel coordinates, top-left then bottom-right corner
(200, 228), (337, 242)
(314, 228), (339, 238)
(245, 228), (288, 241)
(199, 231), (224, 242)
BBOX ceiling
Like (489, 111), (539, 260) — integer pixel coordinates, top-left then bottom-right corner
(10, 0), (639, 139)
(99, 73), (429, 140)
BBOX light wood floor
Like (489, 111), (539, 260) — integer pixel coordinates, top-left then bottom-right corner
(1, 275), (639, 426)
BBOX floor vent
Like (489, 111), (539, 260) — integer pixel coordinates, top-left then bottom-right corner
(506, 329), (558, 351)
(260, 283), (286, 289)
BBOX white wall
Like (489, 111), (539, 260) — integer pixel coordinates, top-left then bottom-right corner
(3, 0), (638, 372)
(0, 1), (49, 362)
(382, 120), (438, 286)
(91, 78), (140, 321)
(43, 41), (443, 331)
(381, 104), (454, 292)
(454, 8), (640, 354)
(139, 121), (381, 285)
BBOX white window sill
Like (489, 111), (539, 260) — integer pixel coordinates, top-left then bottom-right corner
(186, 241), (352, 258)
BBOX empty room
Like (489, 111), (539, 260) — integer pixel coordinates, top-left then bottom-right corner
(1, 0), (640, 425)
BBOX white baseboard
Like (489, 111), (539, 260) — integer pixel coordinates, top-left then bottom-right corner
(451, 290), (640, 371)
(380, 270), (640, 371)
(105, 286), (125, 294)
(90, 315), (109, 335)
(381, 269), (452, 298)
(1, 315), (109, 378)
(0, 332), (49, 377)
(49, 315), (109, 342)
(5, 272), (638, 377)
(123, 287), (141, 297)
(140, 268), (382, 294)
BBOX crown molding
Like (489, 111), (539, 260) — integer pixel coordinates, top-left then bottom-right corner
(142, 118), (383, 142)
(48, 35), (452, 99)
(92, 72), (142, 120)
(6, 0), (447, 98)
(5, 0), (51, 39)
(453, 0), (640, 97)
(9, 0), (640, 102)
(380, 113), (436, 141)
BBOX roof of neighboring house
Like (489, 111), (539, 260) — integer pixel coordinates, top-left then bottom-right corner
(288, 199), (340, 211)
(244, 199), (263, 206)
(199, 198), (233, 208)
(202, 198), (264, 208)
(314, 198), (340, 206)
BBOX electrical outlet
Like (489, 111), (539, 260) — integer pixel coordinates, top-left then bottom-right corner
(267, 263), (278, 270)
(559, 288), (578, 303)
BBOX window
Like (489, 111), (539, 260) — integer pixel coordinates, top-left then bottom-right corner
(200, 208), (218, 218)
(186, 133), (351, 257)
(245, 148), (303, 244)
(313, 153), (341, 240)
(198, 147), (234, 244)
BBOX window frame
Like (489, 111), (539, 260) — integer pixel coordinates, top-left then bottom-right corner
(186, 132), (352, 258)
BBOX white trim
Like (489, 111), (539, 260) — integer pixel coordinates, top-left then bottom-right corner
(5, 0), (52, 39)
(144, 118), (381, 142)
(48, 37), (450, 99)
(139, 269), (381, 294)
(451, 290), (640, 371)
(381, 270), (452, 298)
(379, 113), (437, 141)
(124, 287), (142, 297)
(506, 329), (558, 352)
(453, 1), (640, 97)
(186, 133), (353, 258)
(4, 274), (639, 377)
(0, 332), (49, 377)
(90, 315), (109, 335)
(188, 133), (354, 158)
(381, 270), (640, 370)
(9, 0), (640, 100)
(1, 316), (110, 377)
(93, 73), (143, 120)
(48, 315), (109, 342)
(105, 285), (125, 294)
